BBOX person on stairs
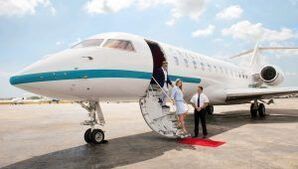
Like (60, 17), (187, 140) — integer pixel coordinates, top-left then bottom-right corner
(151, 60), (173, 108)
(171, 79), (188, 135)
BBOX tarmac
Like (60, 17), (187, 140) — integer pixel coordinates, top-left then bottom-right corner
(0, 99), (298, 169)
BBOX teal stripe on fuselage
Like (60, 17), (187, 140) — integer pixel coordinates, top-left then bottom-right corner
(10, 69), (201, 85)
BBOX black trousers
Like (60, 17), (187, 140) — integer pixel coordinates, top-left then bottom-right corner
(194, 109), (208, 136)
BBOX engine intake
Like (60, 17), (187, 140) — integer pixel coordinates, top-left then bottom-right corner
(259, 65), (284, 86)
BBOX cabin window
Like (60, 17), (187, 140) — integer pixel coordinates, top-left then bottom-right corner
(72, 39), (104, 49)
(200, 62), (205, 71)
(213, 65), (217, 71)
(173, 56), (179, 65)
(103, 39), (135, 52)
(184, 58), (189, 67)
(192, 60), (197, 69)
(207, 64), (212, 71)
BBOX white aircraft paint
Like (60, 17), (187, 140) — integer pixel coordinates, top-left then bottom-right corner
(10, 32), (257, 104)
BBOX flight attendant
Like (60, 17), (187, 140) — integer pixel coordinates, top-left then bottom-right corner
(171, 79), (188, 134)
(190, 86), (209, 138)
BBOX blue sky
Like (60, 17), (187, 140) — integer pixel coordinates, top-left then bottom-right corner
(0, 0), (298, 98)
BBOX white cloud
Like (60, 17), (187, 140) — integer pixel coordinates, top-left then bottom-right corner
(164, 0), (206, 25)
(216, 5), (243, 20)
(192, 25), (215, 37)
(137, 0), (162, 10)
(165, 18), (176, 26)
(263, 28), (296, 41)
(84, 0), (206, 25)
(55, 41), (64, 46)
(0, 0), (56, 17)
(84, 0), (134, 14)
(222, 20), (297, 42)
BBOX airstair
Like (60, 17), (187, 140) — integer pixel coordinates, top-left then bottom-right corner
(139, 78), (189, 138)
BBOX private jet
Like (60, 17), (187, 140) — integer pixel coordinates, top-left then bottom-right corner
(10, 32), (298, 144)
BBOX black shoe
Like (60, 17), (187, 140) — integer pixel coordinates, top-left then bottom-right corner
(158, 98), (162, 103)
(192, 135), (198, 138)
(202, 135), (207, 139)
(162, 105), (170, 109)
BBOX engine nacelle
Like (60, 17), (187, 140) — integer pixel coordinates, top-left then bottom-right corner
(259, 65), (284, 86)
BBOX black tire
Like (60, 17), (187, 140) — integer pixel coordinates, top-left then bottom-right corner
(84, 128), (92, 143)
(258, 103), (266, 117)
(206, 105), (214, 115)
(250, 104), (258, 118)
(91, 129), (105, 144)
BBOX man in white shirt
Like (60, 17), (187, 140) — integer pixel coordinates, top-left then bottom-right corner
(190, 86), (209, 138)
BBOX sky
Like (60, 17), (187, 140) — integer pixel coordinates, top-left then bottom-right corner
(0, 0), (298, 98)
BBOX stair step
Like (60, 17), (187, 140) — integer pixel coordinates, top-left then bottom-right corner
(139, 88), (183, 138)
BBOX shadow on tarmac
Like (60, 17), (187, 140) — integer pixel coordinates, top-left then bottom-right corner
(3, 108), (298, 169)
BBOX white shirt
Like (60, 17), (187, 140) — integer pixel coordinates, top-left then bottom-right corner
(162, 67), (168, 89)
(190, 93), (209, 108)
(162, 68), (168, 81)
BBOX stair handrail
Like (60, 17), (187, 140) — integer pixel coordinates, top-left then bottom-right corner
(151, 76), (190, 113)
(151, 76), (173, 102)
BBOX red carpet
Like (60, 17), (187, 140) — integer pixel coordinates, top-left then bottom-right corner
(178, 138), (225, 147)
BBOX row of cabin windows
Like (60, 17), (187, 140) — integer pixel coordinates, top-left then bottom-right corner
(172, 55), (248, 79)
(72, 39), (135, 52)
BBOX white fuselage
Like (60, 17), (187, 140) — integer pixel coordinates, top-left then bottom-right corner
(10, 32), (251, 105)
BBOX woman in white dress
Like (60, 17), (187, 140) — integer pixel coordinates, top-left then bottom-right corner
(171, 79), (188, 134)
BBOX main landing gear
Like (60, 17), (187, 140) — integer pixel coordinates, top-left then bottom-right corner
(250, 99), (266, 118)
(80, 101), (107, 144)
(206, 105), (214, 115)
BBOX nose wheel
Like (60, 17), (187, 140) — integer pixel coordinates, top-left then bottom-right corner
(84, 128), (105, 144)
(79, 101), (108, 145)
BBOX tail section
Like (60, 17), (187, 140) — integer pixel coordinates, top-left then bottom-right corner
(249, 41), (263, 72)
(231, 44), (298, 87)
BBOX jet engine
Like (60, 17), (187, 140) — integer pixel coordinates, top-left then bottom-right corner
(259, 65), (284, 86)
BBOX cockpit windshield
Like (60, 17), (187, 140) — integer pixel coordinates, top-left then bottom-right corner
(71, 39), (104, 49)
(103, 39), (135, 52)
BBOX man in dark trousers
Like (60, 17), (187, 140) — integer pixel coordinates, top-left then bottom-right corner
(151, 61), (173, 108)
(190, 86), (209, 138)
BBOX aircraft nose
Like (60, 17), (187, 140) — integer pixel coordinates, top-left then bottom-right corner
(10, 58), (45, 86)
(10, 74), (23, 86)
(9, 51), (68, 86)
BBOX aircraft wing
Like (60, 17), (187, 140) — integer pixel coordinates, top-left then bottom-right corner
(225, 87), (298, 103)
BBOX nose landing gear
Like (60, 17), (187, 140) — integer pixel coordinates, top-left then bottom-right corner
(80, 101), (107, 144)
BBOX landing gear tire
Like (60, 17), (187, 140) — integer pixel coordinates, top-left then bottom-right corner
(84, 128), (92, 143)
(91, 129), (105, 144)
(206, 105), (214, 115)
(258, 103), (266, 118)
(250, 103), (258, 119)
